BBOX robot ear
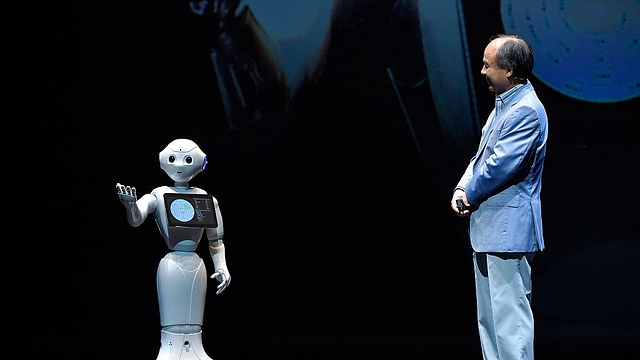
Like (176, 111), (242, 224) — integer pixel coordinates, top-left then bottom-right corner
(202, 155), (208, 170)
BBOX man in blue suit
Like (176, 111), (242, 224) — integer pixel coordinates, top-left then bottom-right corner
(451, 34), (548, 360)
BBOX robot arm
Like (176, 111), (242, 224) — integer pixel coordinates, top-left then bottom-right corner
(116, 183), (157, 227)
(208, 240), (230, 294)
(205, 195), (229, 294)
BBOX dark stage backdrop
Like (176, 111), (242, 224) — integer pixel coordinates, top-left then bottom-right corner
(45, 0), (638, 357)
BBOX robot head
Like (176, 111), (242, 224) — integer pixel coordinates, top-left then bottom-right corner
(159, 139), (208, 183)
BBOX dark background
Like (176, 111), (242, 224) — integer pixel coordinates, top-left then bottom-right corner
(43, 0), (638, 358)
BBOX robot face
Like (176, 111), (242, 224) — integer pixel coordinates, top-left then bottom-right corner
(159, 139), (207, 183)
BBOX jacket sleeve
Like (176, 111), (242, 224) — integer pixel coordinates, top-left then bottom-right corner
(464, 105), (541, 206)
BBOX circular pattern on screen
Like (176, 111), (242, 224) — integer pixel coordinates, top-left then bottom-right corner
(170, 199), (195, 222)
(500, 0), (640, 103)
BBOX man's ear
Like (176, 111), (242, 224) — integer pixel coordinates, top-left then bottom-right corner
(505, 68), (514, 78)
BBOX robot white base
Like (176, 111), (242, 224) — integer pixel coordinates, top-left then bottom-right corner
(156, 330), (213, 360)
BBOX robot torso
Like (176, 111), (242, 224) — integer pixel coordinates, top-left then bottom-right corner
(151, 185), (221, 251)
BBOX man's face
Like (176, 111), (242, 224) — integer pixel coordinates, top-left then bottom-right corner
(481, 39), (513, 94)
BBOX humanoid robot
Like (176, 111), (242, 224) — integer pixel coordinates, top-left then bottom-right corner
(116, 138), (230, 360)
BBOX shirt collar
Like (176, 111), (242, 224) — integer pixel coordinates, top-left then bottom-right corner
(495, 83), (525, 113)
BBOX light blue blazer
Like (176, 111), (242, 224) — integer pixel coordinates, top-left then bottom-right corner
(457, 82), (548, 252)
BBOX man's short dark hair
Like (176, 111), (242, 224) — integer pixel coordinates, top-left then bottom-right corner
(491, 34), (534, 81)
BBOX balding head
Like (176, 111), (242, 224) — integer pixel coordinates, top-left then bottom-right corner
(489, 34), (535, 82)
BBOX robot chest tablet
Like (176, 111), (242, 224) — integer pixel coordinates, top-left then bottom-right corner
(164, 193), (218, 228)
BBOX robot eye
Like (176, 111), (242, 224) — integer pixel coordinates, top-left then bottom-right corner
(168, 155), (176, 163)
(185, 156), (193, 164)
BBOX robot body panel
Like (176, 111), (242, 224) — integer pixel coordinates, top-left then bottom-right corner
(157, 330), (212, 360)
(157, 251), (208, 327)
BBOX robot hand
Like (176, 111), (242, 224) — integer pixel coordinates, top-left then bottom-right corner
(211, 268), (231, 295)
(116, 183), (137, 204)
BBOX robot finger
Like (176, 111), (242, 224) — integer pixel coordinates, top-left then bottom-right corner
(216, 281), (229, 295)
(212, 271), (229, 285)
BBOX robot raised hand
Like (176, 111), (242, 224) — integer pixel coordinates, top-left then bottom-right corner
(115, 138), (230, 360)
(116, 183), (137, 201)
(116, 183), (149, 226)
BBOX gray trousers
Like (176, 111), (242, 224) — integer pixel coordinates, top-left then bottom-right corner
(473, 252), (536, 360)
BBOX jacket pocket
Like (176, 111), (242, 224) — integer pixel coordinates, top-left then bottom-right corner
(485, 193), (520, 208)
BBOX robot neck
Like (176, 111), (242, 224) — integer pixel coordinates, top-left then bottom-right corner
(173, 181), (190, 189)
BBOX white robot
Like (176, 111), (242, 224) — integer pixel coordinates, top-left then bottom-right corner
(116, 138), (230, 360)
